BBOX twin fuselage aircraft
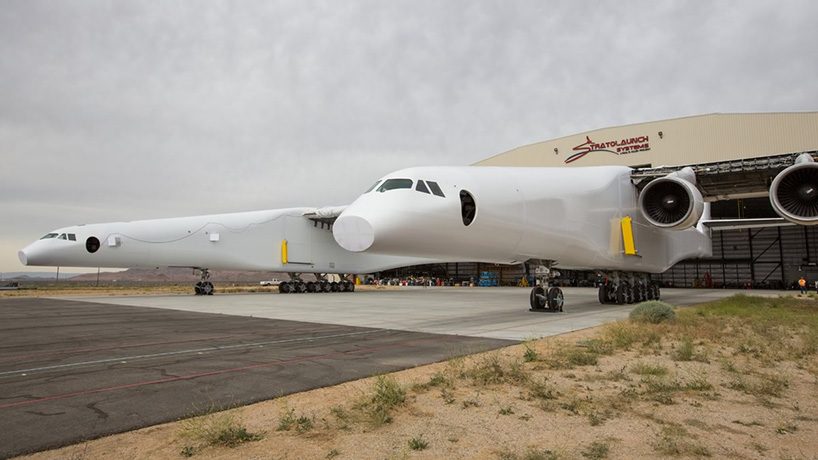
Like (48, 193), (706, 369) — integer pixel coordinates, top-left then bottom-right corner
(18, 152), (818, 310)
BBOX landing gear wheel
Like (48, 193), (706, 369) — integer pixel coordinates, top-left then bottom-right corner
(306, 282), (317, 293)
(279, 282), (292, 294)
(653, 283), (661, 300)
(194, 282), (203, 295)
(201, 281), (214, 296)
(530, 286), (547, 310)
(295, 282), (307, 293)
(346, 281), (355, 292)
(330, 282), (339, 292)
(547, 287), (564, 312)
(646, 283), (655, 301)
(614, 284), (625, 305)
(632, 284), (641, 303)
(338, 281), (347, 292)
(321, 281), (332, 293)
(598, 285), (608, 304)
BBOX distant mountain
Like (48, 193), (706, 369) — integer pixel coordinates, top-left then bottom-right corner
(2, 271), (84, 280)
(68, 267), (301, 283)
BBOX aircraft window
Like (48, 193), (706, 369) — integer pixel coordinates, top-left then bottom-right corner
(376, 178), (413, 192)
(364, 180), (382, 193)
(40, 233), (58, 240)
(68, 234), (76, 241)
(460, 190), (476, 226)
(58, 234), (67, 240)
(416, 180), (430, 194)
(427, 181), (445, 197)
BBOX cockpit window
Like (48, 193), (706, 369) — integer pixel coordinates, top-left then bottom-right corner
(427, 181), (445, 197)
(376, 178), (413, 192)
(40, 233), (58, 240)
(68, 234), (76, 241)
(416, 180), (430, 194)
(58, 234), (67, 240)
(364, 180), (382, 193)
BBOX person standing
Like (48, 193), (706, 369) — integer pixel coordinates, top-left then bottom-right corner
(799, 276), (807, 294)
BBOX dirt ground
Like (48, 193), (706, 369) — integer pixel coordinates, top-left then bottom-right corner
(15, 296), (818, 460)
(0, 284), (392, 298)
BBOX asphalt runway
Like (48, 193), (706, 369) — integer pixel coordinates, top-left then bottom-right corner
(71, 286), (759, 340)
(0, 298), (511, 458)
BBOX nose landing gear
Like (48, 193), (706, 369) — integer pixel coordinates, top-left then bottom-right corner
(194, 268), (214, 296)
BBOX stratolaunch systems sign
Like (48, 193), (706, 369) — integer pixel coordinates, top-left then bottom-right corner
(565, 135), (651, 164)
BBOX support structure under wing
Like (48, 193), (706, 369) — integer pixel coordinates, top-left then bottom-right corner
(303, 205), (347, 229)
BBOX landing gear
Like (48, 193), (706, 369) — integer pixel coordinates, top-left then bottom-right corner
(597, 272), (659, 305)
(278, 274), (357, 294)
(194, 269), (214, 296)
(528, 260), (563, 312)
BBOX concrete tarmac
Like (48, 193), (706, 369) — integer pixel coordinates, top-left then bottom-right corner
(0, 297), (510, 458)
(70, 286), (761, 340)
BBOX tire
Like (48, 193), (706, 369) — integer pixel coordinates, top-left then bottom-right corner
(202, 281), (214, 296)
(330, 282), (339, 292)
(295, 282), (307, 293)
(347, 281), (355, 292)
(338, 281), (347, 292)
(530, 286), (546, 309)
(279, 282), (291, 294)
(194, 282), (203, 296)
(321, 282), (332, 293)
(654, 284), (661, 300)
(306, 282), (317, 293)
(598, 285), (608, 304)
(547, 287), (564, 312)
(615, 284), (626, 305)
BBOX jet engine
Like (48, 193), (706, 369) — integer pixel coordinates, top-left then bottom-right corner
(769, 153), (818, 225)
(639, 167), (704, 230)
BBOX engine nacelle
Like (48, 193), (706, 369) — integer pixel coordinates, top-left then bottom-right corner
(639, 167), (704, 230)
(769, 153), (818, 225)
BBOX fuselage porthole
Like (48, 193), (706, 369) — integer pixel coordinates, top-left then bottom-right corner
(460, 190), (476, 226)
(86, 237), (100, 254)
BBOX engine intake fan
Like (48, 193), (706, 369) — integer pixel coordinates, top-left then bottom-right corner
(770, 153), (818, 225)
(639, 167), (704, 230)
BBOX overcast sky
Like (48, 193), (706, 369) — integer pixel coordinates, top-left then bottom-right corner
(2, 0), (817, 273)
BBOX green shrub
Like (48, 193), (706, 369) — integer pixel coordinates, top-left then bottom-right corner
(629, 301), (676, 324)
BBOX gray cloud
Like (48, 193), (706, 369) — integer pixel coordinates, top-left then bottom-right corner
(2, 0), (817, 271)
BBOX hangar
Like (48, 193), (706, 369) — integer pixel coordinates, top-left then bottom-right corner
(388, 112), (818, 289)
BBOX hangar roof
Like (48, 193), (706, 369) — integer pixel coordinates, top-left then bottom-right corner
(476, 112), (818, 168)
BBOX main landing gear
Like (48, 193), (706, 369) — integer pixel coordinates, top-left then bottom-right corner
(194, 268), (214, 296)
(597, 272), (660, 305)
(528, 260), (564, 312)
(278, 273), (356, 294)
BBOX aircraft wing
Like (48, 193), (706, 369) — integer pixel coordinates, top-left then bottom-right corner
(629, 150), (818, 229)
(631, 151), (816, 201)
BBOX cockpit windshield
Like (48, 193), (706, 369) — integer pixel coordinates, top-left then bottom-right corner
(40, 233), (58, 240)
(376, 178), (413, 192)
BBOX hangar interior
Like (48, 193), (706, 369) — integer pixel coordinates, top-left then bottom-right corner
(381, 112), (818, 288)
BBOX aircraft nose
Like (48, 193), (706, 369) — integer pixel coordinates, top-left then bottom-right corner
(18, 250), (28, 266)
(333, 215), (375, 252)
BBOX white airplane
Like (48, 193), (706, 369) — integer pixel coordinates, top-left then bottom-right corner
(18, 151), (818, 310)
